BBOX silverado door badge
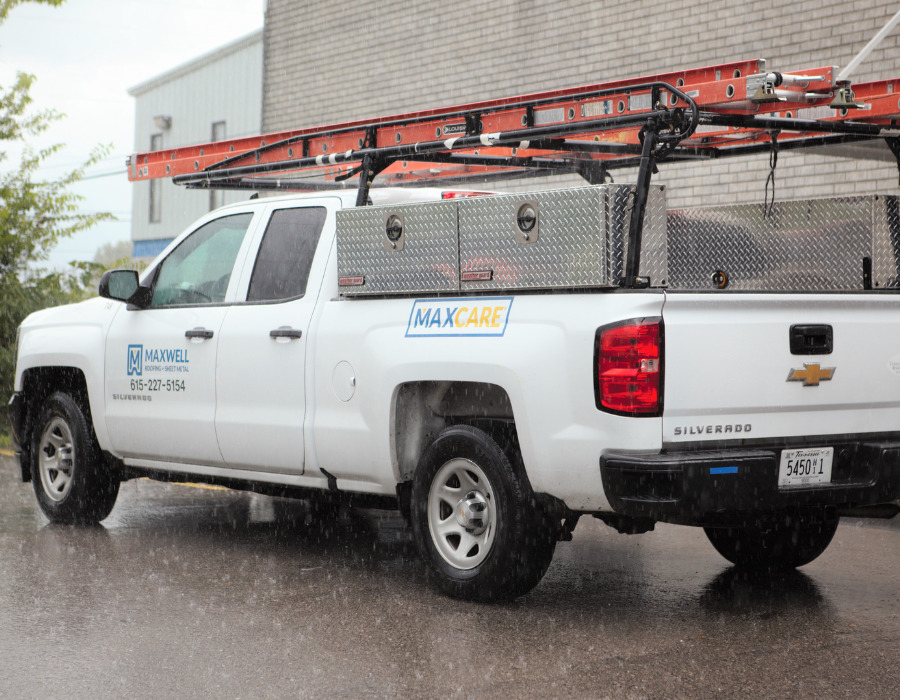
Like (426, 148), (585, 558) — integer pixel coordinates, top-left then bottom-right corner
(787, 363), (835, 386)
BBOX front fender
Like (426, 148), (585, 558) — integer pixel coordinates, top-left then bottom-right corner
(15, 298), (123, 452)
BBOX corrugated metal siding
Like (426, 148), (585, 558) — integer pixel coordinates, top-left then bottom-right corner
(131, 33), (263, 249)
(261, 0), (900, 206)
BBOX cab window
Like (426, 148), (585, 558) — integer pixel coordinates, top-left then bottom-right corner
(150, 213), (254, 307)
(246, 207), (327, 302)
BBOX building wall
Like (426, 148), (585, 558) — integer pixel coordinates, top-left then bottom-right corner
(262, 1), (900, 207)
(130, 31), (263, 257)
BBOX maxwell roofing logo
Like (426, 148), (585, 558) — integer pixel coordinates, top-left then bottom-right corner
(127, 345), (142, 376)
(406, 297), (513, 338)
(127, 344), (191, 375)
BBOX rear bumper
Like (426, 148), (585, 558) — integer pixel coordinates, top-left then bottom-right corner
(600, 441), (900, 525)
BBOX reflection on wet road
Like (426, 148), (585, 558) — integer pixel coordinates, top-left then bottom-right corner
(0, 454), (897, 698)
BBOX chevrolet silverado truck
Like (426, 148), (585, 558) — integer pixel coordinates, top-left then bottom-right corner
(9, 60), (900, 600)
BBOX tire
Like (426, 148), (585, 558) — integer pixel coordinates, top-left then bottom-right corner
(30, 392), (119, 525)
(411, 425), (556, 601)
(703, 510), (839, 569)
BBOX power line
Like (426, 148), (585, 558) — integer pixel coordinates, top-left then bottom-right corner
(79, 169), (128, 181)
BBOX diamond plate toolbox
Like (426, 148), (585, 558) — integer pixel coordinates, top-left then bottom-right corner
(335, 185), (667, 296)
(459, 185), (667, 291)
(667, 195), (900, 291)
(336, 200), (460, 295)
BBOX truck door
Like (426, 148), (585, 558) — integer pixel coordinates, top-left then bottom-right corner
(214, 202), (335, 474)
(104, 211), (258, 465)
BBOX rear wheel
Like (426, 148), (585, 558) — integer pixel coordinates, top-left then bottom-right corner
(31, 392), (119, 524)
(411, 425), (556, 601)
(704, 510), (839, 569)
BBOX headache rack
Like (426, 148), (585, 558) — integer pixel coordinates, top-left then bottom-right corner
(128, 57), (900, 289)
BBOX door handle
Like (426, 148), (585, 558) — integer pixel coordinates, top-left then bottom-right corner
(185, 327), (214, 340)
(789, 324), (832, 355)
(269, 327), (303, 339)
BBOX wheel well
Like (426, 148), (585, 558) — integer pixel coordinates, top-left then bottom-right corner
(392, 381), (515, 481)
(18, 367), (92, 481)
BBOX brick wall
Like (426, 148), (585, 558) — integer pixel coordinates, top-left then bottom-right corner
(262, 1), (900, 206)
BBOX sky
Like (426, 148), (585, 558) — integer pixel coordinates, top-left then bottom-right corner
(0, 0), (265, 269)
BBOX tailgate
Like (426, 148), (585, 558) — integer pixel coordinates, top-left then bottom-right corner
(662, 293), (900, 445)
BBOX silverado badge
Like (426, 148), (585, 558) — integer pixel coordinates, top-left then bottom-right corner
(787, 363), (835, 386)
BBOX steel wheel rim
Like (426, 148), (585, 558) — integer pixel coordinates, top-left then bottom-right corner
(38, 417), (75, 502)
(427, 458), (497, 570)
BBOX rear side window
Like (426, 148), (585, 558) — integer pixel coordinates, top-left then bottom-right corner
(247, 207), (327, 302)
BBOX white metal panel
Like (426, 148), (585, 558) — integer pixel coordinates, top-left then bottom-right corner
(310, 291), (666, 510)
(662, 293), (900, 445)
(14, 298), (122, 452)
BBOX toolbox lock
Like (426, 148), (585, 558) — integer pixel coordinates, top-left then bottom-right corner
(515, 201), (539, 245)
(383, 212), (405, 251)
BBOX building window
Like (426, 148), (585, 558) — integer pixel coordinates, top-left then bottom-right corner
(210, 121), (226, 211)
(149, 133), (163, 223)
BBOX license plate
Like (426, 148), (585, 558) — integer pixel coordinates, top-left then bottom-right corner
(778, 447), (833, 487)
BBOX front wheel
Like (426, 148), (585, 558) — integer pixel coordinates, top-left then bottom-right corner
(30, 392), (119, 524)
(411, 425), (556, 601)
(704, 510), (839, 569)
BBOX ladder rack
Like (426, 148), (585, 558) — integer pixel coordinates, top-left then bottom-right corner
(128, 58), (900, 194)
(127, 58), (900, 287)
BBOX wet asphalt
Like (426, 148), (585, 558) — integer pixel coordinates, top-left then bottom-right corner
(0, 453), (897, 699)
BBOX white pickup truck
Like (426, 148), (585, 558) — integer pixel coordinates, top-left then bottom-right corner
(9, 183), (900, 601)
(10, 61), (900, 600)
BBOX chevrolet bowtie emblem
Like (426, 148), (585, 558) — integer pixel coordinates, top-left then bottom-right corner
(787, 363), (836, 386)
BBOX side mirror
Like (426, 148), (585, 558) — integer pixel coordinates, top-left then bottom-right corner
(99, 269), (151, 308)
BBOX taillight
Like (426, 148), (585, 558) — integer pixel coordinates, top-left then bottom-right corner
(595, 318), (663, 416)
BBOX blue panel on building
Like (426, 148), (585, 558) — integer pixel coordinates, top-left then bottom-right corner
(132, 238), (173, 258)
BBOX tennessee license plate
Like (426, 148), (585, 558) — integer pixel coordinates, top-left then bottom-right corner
(778, 447), (833, 487)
